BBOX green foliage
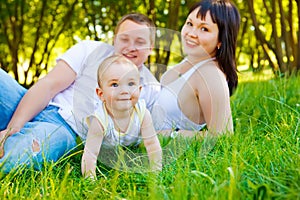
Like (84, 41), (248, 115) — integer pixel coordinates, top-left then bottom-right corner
(1, 0), (299, 86)
(237, 0), (300, 74)
(0, 73), (299, 199)
(0, 0), (78, 86)
(0, 0), (192, 86)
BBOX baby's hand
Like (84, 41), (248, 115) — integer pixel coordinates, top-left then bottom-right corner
(85, 173), (97, 181)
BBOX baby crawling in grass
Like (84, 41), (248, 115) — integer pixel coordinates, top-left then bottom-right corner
(81, 55), (162, 179)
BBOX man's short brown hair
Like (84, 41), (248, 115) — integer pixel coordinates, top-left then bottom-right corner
(114, 13), (156, 45)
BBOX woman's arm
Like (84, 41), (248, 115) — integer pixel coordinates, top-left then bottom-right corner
(81, 117), (104, 179)
(141, 109), (162, 171)
(196, 64), (233, 135)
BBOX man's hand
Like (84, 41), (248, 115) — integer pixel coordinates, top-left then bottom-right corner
(0, 128), (19, 158)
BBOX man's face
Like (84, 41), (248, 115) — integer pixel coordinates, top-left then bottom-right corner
(114, 20), (153, 69)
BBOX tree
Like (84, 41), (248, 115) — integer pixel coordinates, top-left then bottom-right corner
(245, 0), (299, 75)
(0, 0), (78, 87)
(1, 0), (299, 87)
(296, 0), (300, 71)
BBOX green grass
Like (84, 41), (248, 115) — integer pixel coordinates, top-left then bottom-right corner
(1, 72), (299, 199)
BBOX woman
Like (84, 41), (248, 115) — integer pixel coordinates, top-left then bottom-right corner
(152, 0), (240, 137)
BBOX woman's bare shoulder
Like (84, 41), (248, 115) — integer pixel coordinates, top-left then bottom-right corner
(160, 65), (180, 85)
(193, 62), (229, 97)
(195, 61), (226, 82)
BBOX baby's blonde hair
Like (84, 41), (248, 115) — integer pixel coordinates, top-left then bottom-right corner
(97, 54), (139, 88)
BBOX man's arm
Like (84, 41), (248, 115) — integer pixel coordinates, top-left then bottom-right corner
(196, 64), (233, 135)
(0, 60), (76, 158)
(5, 60), (76, 134)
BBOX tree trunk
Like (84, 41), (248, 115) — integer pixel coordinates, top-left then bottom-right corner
(246, 0), (277, 73)
(296, 0), (300, 71)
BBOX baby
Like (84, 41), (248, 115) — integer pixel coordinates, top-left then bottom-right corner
(81, 55), (162, 179)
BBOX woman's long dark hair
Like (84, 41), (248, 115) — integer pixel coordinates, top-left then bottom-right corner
(189, 0), (240, 95)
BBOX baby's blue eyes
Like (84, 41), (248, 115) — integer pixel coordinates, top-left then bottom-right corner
(110, 82), (136, 87)
(128, 82), (135, 86)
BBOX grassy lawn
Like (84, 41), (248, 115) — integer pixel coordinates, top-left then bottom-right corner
(0, 71), (299, 199)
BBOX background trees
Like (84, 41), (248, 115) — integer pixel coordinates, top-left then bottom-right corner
(244, 0), (300, 75)
(0, 0), (78, 86)
(0, 0), (299, 87)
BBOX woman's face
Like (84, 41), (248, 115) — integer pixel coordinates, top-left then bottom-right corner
(181, 8), (220, 62)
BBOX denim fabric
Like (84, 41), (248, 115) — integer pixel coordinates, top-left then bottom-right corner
(0, 69), (27, 130)
(0, 68), (77, 173)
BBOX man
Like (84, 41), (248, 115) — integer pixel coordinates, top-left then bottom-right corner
(0, 13), (160, 173)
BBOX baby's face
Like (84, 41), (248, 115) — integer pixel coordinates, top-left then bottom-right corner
(97, 62), (141, 113)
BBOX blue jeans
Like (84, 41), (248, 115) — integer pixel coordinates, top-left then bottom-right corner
(0, 68), (77, 173)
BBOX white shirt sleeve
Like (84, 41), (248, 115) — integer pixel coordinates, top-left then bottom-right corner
(56, 40), (105, 74)
(139, 65), (161, 111)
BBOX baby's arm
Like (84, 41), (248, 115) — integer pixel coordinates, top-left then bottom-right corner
(81, 117), (104, 179)
(141, 109), (162, 171)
